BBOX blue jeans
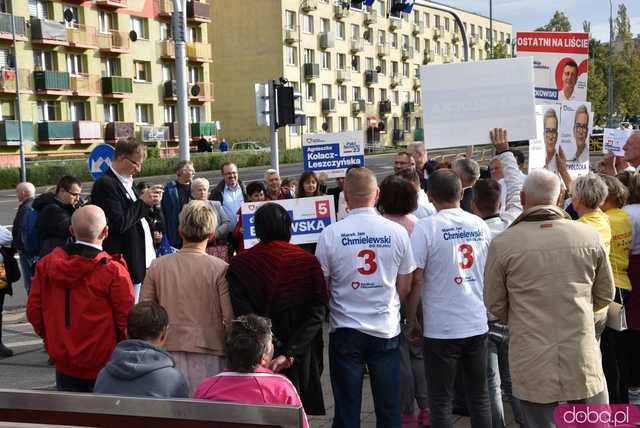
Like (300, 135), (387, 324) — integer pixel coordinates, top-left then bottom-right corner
(18, 253), (35, 295)
(329, 328), (401, 428)
(488, 322), (523, 427)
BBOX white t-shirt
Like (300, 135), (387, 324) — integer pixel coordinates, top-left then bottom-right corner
(414, 190), (436, 219)
(315, 207), (416, 339)
(411, 208), (490, 339)
(623, 204), (640, 255)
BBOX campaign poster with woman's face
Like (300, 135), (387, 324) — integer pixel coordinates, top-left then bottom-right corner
(529, 104), (561, 173)
(559, 101), (592, 177)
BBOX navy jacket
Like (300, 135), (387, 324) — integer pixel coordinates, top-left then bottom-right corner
(161, 180), (190, 248)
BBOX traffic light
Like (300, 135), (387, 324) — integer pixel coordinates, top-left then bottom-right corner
(275, 84), (306, 128)
(254, 83), (270, 127)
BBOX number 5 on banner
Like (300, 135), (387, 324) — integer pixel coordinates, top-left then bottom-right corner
(315, 200), (330, 218)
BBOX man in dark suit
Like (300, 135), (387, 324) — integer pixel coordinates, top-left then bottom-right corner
(90, 140), (162, 301)
(453, 157), (480, 213)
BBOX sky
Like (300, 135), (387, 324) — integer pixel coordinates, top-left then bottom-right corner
(439, 0), (639, 42)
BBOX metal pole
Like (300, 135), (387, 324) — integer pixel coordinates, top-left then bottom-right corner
(269, 80), (279, 174)
(489, 0), (494, 58)
(607, 0), (613, 128)
(10, 0), (26, 182)
(297, 3), (305, 149)
(172, 0), (190, 161)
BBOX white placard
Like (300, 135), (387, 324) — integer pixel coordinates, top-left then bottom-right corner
(420, 57), (537, 149)
(603, 128), (634, 156)
(559, 101), (592, 178)
(302, 131), (365, 179)
(529, 104), (561, 173)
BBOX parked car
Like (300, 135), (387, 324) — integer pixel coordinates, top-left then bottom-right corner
(231, 141), (270, 152)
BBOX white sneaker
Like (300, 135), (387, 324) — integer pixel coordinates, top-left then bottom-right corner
(629, 388), (640, 405)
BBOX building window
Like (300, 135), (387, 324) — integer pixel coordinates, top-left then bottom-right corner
(98, 11), (116, 33)
(321, 51), (331, 70)
(378, 30), (386, 46)
(162, 64), (174, 81)
(352, 86), (361, 101)
(130, 16), (148, 39)
(340, 117), (348, 132)
(303, 48), (314, 64)
(63, 5), (80, 27)
(337, 53), (346, 70)
(102, 57), (121, 77)
(414, 37), (420, 52)
(190, 105), (203, 122)
(379, 88), (387, 101)
(478, 26), (483, 39)
(393, 90), (399, 105)
(160, 22), (171, 40)
(69, 101), (87, 121)
(188, 66), (203, 84)
(135, 104), (152, 124)
(33, 50), (55, 71)
(37, 101), (59, 121)
(378, 58), (386, 75)
(164, 105), (175, 123)
(321, 84), (331, 99)
(415, 117), (422, 129)
(324, 118), (333, 132)
(302, 15), (314, 34)
(367, 87), (374, 103)
(402, 35), (409, 49)
(351, 24), (359, 40)
(435, 41), (441, 55)
(414, 89), (421, 105)
(445, 42), (451, 57)
(390, 33), (397, 49)
(104, 103), (121, 122)
(391, 61), (398, 75)
(402, 62), (409, 77)
(365, 57), (374, 71)
(444, 17), (450, 32)
(351, 55), (360, 72)
(286, 46), (297, 66)
(28, 0), (49, 19)
(435, 15), (441, 28)
(285, 10), (296, 30)
(338, 85), (347, 103)
(307, 116), (317, 133)
(66, 53), (85, 75)
(423, 13), (430, 28)
(134, 61), (151, 82)
(471, 48), (476, 60)
(336, 22), (345, 40)
(305, 82), (316, 102)
(320, 18), (330, 33)
(188, 26), (202, 43)
(353, 117), (362, 130)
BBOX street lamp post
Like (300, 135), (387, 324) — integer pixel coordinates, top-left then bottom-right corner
(489, 0), (494, 58)
(607, 0), (613, 128)
(172, 0), (190, 161)
(9, 0), (26, 182)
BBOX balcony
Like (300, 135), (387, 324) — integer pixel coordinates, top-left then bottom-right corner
(70, 74), (100, 96)
(159, 40), (175, 59)
(364, 70), (378, 85)
(187, 42), (212, 63)
(191, 122), (217, 138)
(284, 26), (298, 44)
(95, 0), (127, 8)
(423, 50), (433, 64)
(97, 30), (130, 53)
(38, 121), (75, 144)
(413, 77), (421, 88)
(376, 44), (389, 58)
(0, 14), (27, 41)
(301, 0), (318, 13)
(403, 102), (415, 115)
(0, 121), (34, 146)
(31, 19), (68, 46)
(401, 47), (414, 61)
(336, 69), (351, 83)
(101, 76), (133, 98)
(105, 122), (134, 141)
(303, 63), (319, 80)
(389, 18), (402, 32)
(379, 100), (391, 115)
(66, 24), (98, 49)
(412, 21), (424, 35)
(187, 1), (211, 23)
(350, 39), (363, 53)
(74, 121), (102, 142)
(351, 99), (365, 115)
(156, 0), (173, 17)
(452, 33), (460, 44)
(391, 74), (404, 87)
(321, 98), (336, 114)
(319, 32), (334, 49)
(470, 35), (479, 47)
(363, 11), (377, 26)
(414, 127), (424, 141)
(433, 27), (442, 39)
(34, 71), (72, 96)
(334, 4), (349, 19)
(0, 68), (32, 94)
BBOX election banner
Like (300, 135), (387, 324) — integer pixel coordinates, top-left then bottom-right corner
(516, 32), (589, 103)
(529, 104), (561, 173)
(241, 196), (336, 249)
(420, 57), (537, 149)
(302, 131), (365, 178)
(603, 128), (634, 156)
(559, 101), (592, 177)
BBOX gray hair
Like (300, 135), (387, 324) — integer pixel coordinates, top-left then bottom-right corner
(16, 182), (35, 197)
(191, 177), (210, 190)
(523, 169), (561, 206)
(407, 141), (426, 153)
(264, 168), (279, 180)
(452, 158), (480, 186)
(571, 173), (608, 210)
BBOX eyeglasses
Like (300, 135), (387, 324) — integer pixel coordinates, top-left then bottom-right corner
(574, 123), (588, 131)
(67, 190), (81, 198)
(544, 128), (558, 135)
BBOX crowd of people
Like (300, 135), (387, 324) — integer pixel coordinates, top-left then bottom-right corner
(0, 130), (639, 428)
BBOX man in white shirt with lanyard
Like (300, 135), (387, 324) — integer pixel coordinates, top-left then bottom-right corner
(407, 169), (492, 428)
(315, 167), (416, 428)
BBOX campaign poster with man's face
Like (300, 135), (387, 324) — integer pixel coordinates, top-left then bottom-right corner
(559, 101), (592, 177)
(516, 32), (589, 103)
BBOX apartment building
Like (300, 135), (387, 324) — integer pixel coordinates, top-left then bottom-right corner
(0, 0), (214, 163)
(210, 0), (512, 150)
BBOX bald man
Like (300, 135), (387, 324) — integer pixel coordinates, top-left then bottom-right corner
(315, 167), (416, 428)
(623, 131), (640, 172)
(27, 205), (134, 392)
(13, 182), (36, 293)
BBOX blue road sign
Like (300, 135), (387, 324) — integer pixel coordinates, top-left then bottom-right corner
(88, 144), (115, 180)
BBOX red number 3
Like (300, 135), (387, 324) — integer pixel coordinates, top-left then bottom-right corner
(458, 244), (474, 269)
(357, 249), (378, 275)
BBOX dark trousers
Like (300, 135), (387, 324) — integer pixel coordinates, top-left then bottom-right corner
(423, 334), (491, 428)
(55, 370), (95, 393)
(329, 328), (401, 428)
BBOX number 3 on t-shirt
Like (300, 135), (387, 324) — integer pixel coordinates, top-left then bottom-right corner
(458, 244), (474, 270)
(357, 249), (378, 275)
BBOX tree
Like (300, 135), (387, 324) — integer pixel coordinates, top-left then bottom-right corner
(582, 21), (591, 35)
(492, 42), (509, 59)
(536, 11), (572, 32)
(615, 4), (632, 41)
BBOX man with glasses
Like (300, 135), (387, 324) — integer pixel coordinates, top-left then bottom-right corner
(161, 161), (195, 248)
(32, 175), (82, 257)
(209, 162), (248, 254)
(91, 140), (163, 301)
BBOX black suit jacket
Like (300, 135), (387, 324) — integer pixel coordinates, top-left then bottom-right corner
(461, 187), (474, 213)
(90, 169), (151, 284)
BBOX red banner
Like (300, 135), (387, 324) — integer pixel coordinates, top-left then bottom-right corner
(516, 32), (589, 55)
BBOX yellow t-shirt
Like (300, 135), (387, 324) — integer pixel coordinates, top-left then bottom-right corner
(578, 209), (612, 256)
(605, 208), (632, 291)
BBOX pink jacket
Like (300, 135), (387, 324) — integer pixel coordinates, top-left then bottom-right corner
(194, 367), (309, 428)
